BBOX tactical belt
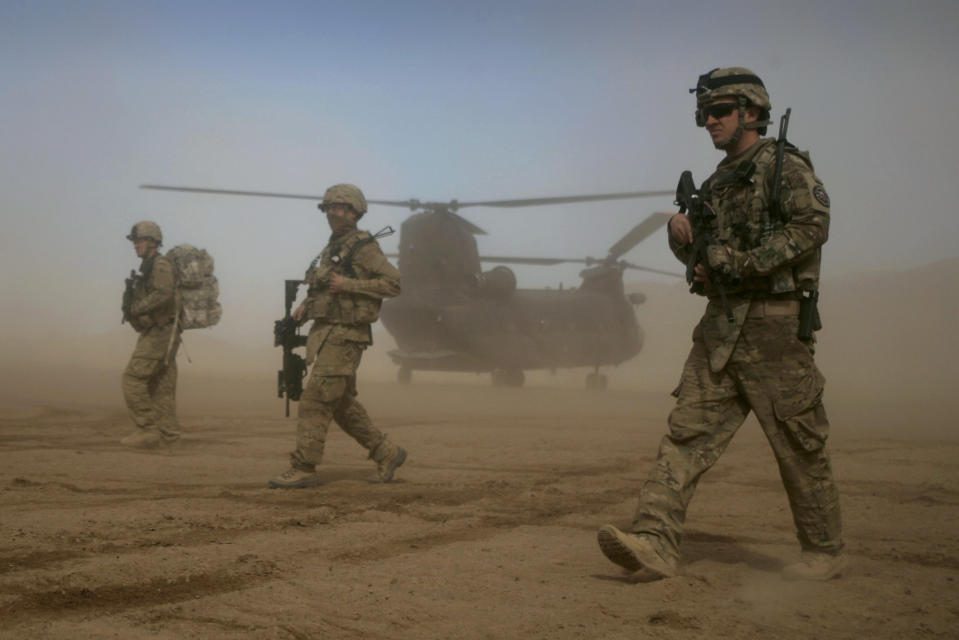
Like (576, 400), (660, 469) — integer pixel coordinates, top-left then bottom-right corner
(746, 299), (800, 318)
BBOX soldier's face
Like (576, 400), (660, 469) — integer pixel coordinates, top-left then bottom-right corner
(702, 99), (740, 147)
(326, 203), (357, 233)
(133, 238), (156, 259)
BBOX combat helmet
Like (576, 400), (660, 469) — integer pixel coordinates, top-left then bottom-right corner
(126, 220), (163, 246)
(691, 67), (772, 134)
(319, 183), (367, 218)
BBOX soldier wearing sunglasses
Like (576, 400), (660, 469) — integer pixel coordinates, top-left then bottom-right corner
(598, 67), (843, 582)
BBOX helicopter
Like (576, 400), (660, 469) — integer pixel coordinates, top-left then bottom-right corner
(140, 184), (680, 389)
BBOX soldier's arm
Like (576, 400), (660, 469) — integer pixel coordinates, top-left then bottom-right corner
(744, 155), (830, 276)
(338, 244), (401, 299)
(129, 258), (176, 315)
(667, 214), (694, 264)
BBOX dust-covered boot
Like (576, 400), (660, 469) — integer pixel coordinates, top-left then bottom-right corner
(782, 552), (846, 581)
(120, 429), (162, 449)
(368, 438), (407, 484)
(597, 525), (678, 581)
(268, 466), (320, 489)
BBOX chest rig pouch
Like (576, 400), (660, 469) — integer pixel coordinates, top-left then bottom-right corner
(705, 142), (798, 294)
(304, 231), (383, 325)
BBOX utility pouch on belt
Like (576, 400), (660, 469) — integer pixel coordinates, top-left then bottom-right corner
(798, 290), (822, 341)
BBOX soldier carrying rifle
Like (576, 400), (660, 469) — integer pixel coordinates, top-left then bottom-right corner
(598, 67), (843, 582)
(120, 221), (182, 449)
(269, 184), (407, 489)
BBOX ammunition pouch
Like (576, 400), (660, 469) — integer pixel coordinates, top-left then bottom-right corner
(304, 291), (381, 325)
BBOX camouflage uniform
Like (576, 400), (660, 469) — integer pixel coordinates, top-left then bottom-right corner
(288, 227), (403, 474)
(122, 252), (181, 443)
(630, 136), (842, 568)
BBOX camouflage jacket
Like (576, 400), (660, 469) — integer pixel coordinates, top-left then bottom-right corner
(304, 227), (400, 364)
(127, 254), (178, 333)
(670, 138), (831, 371)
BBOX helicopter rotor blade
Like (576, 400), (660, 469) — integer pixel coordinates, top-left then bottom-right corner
(619, 260), (684, 278)
(141, 185), (673, 214)
(477, 255), (585, 266)
(140, 184), (328, 200)
(141, 185), (422, 209)
(456, 190), (674, 209)
(476, 254), (682, 277)
(606, 211), (674, 262)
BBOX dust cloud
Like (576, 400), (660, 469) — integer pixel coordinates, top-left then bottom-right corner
(1, 258), (957, 638)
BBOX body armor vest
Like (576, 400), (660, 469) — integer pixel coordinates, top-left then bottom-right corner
(702, 139), (821, 295)
(304, 229), (383, 325)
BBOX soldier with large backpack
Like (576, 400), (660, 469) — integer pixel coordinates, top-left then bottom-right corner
(120, 221), (221, 449)
(120, 221), (182, 449)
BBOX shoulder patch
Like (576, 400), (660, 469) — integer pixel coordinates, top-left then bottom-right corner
(812, 185), (830, 208)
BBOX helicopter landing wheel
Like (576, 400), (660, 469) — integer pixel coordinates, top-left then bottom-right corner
(492, 369), (525, 387)
(397, 366), (412, 385)
(586, 372), (608, 391)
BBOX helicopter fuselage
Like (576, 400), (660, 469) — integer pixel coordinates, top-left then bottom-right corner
(380, 274), (643, 374)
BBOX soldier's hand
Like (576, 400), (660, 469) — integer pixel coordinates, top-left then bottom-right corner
(292, 302), (306, 324)
(706, 245), (751, 277)
(328, 273), (345, 293)
(693, 263), (710, 284)
(668, 213), (693, 245)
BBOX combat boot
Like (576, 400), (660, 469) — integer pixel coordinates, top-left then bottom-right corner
(782, 552), (846, 581)
(597, 525), (678, 581)
(368, 438), (407, 484)
(269, 467), (320, 489)
(120, 429), (162, 449)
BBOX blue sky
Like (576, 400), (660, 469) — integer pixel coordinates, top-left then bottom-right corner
(2, 0), (958, 342)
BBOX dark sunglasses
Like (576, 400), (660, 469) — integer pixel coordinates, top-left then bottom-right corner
(699, 102), (738, 121)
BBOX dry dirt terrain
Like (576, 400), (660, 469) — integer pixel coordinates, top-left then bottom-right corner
(3, 262), (959, 638)
(1, 375), (958, 639)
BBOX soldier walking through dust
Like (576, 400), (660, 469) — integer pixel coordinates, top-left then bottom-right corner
(269, 184), (408, 488)
(598, 68), (844, 581)
(121, 221), (181, 448)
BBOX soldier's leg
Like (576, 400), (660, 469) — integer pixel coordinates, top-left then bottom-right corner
(289, 375), (345, 471)
(271, 373), (344, 488)
(332, 378), (406, 483)
(122, 354), (162, 431)
(152, 357), (180, 442)
(630, 338), (749, 563)
(738, 325), (842, 557)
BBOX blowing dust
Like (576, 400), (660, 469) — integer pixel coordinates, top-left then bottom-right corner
(1, 259), (957, 440)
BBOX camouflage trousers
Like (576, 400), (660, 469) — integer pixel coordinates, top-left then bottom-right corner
(632, 316), (843, 562)
(290, 372), (387, 470)
(122, 325), (180, 439)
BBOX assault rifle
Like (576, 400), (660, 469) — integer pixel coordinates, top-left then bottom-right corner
(121, 269), (138, 325)
(675, 170), (738, 323)
(274, 279), (308, 417)
(765, 107), (792, 239)
(764, 108), (822, 340)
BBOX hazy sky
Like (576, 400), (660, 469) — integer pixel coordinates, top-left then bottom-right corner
(2, 0), (958, 344)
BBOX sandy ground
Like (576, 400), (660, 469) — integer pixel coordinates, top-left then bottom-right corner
(3, 261), (959, 638)
(1, 372), (958, 639)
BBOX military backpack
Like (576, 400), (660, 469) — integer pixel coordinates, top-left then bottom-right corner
(167, 244), (222, 329)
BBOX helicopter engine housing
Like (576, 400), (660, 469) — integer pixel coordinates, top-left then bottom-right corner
(475, 266), (517, 299)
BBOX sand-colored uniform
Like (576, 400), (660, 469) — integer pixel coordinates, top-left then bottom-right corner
(290, 228), (401, 470)
(122, 253), (181, 440)
(632, 138), (842, 563)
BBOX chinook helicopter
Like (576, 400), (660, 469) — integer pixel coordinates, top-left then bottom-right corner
(141, 184), (679, 388)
